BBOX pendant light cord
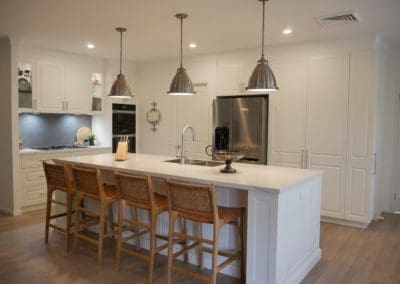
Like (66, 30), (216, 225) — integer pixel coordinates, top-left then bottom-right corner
(180, 17), (183, 68)
(119, 30), (123, 74)
(261, 0), (266, 60)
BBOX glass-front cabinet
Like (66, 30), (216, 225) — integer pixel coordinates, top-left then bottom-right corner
(18, 61), (34, 110)
(91, 72), (103, 113)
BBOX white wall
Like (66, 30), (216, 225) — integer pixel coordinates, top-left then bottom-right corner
(375, 39), (400, 213)
(0, 37), (14, 214)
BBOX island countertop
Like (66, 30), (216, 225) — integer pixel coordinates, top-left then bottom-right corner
(53, 153), (322, 193)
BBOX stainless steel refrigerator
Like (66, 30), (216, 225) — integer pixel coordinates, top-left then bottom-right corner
(213, 95), (268, 164)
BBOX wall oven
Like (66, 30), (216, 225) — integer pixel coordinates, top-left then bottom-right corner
(112, 104), (136, 153)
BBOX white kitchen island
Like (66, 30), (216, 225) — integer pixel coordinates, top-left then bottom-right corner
(54, 153), (323, 284)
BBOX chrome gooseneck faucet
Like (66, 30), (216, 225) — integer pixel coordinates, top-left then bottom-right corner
(179, 125), (196, 164)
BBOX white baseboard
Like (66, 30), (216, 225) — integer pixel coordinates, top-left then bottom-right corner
(284, 248), (321, 284)
(21, 203), (46, 214)
(321, 216), (369, 229)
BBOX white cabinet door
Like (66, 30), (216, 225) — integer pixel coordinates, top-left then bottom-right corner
(345, 51), (375, 222)
(306, 53), (350, 219)
(65, 64), (92, 114)
(172, 85), (212, 160)
(36, 61), (65, 113)
(268, 59), (307, 168)
(217, 64), (242, 95)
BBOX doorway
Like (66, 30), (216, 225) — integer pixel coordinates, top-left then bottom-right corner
(391, 80), (400, 212)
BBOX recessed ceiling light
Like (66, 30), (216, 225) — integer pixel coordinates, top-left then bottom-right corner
(87, 43), (95, 49)
(282, 27), (292, 35)
(189, 42), (197, 48)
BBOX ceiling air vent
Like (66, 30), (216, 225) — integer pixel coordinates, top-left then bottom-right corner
(317, 12), (362, 27)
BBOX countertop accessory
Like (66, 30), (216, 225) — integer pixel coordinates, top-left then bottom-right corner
(246, 0), (279, 92)
(109, 27), (133, 98)
(205, 145), (244, 174)
(76, 127), (92, 145)
(115, 135), (129, 161)
(146, 101), (161, 132)
(167, 13), (196, 96)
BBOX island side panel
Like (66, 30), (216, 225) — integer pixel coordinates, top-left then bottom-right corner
(276, 176), (322, 284)
(246, 189), (279, 284)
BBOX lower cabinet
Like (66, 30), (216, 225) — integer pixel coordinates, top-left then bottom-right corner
(20, 148), (111, 211)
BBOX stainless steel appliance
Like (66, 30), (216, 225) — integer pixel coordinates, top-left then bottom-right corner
(213, 95), (268, 164)
(112, 104), (136, 153)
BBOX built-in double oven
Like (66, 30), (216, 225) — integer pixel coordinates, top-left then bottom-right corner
(112, 104), (136, 153)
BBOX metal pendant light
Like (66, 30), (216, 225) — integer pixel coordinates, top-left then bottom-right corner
(109, 27), (133, 98)
(247, 0), (279, 92)
(167, 13), (196, 96)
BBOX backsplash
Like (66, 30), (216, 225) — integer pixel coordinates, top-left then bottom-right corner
(19, 113), (92, 148)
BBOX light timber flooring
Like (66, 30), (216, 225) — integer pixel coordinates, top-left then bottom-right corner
(1, 210), (400, 284)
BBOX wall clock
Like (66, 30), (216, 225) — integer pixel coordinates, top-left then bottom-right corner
(146, 101), (162, 132)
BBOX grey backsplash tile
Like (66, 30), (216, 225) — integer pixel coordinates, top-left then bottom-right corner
(19, 113), (92, 148)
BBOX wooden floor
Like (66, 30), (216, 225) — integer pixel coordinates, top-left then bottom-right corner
(0, 211), (400, 284)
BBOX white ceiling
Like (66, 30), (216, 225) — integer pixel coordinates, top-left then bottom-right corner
(1, 0), (399, 61)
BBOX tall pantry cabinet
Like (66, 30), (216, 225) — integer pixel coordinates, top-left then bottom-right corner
(267, 50), (376, 227)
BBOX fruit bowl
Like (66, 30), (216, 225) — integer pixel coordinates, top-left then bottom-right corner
(205, 145), (244, 173)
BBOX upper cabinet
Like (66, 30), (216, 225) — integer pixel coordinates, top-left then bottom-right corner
(18, 62), (34, 110)
(64, 64), (92, 114)
(18, 53), (104, 115)
(36, 60), (65, 113)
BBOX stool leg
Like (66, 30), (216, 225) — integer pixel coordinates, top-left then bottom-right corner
(98, 201), (106, 264)
(115, 200), (124, 271)
(167, 212), (177, 284)
(179, 218), (188, 263)
(196, 222), (204, 270)
(211, 222), (220, 284)
(44, 188), (52, 244)
(148, 211), (157, 284)
(73, 192), (83, 252)
(130, 206), (141, 251)
(65, 193), (73, 252)
(108, 202), (115, 238)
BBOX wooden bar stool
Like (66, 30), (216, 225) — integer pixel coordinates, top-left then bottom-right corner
(166, 180), (245, 284)
(114, 172), (170, 284)
(43, 161), (75, 252)
(71, 165), (117, 264)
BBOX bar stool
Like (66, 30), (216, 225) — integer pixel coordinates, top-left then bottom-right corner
(43, 161), (75, 252)
(71, 165), (117, 264)
(166, 179), (245, 284)
(114, 172), (170, 283)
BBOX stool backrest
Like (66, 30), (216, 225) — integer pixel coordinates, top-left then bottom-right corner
(71, 165), (103, 198)
(114, 172), (155, 209)
(166, 180), (218, 223)
(42, 161), (72, 192)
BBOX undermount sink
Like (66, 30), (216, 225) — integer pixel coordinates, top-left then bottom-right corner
(164, 159), (223, 167)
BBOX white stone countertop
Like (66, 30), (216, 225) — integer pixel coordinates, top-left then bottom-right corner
(20, 146), (112, 156)
(53, 153), (323, 193)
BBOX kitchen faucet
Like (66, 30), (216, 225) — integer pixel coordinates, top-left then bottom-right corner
(179, 125), (196, 164)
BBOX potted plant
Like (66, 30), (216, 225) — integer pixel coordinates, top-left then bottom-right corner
(88, 134), (96, 146)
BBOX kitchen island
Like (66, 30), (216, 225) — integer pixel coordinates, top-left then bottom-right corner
(54, 153), (323, 284)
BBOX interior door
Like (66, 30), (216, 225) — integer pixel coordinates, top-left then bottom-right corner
(268, 59), (307, 168)
(306, 53), (350, 219)
(172, 85), (212, 160)
(36, 61), (65, 113)
(65, 64), (92, 114)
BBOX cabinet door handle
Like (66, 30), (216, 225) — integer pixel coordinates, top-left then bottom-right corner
(62, 101), (65, 111)
(66, 101), (68, 112)
(305, 150), (309, 168)
(301, 149), (305, 168)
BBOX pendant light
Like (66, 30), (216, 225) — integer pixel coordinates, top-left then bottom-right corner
(109, 27), (133, 98)
(167, 13), (196, 96)
(246, 0), (279, 92)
